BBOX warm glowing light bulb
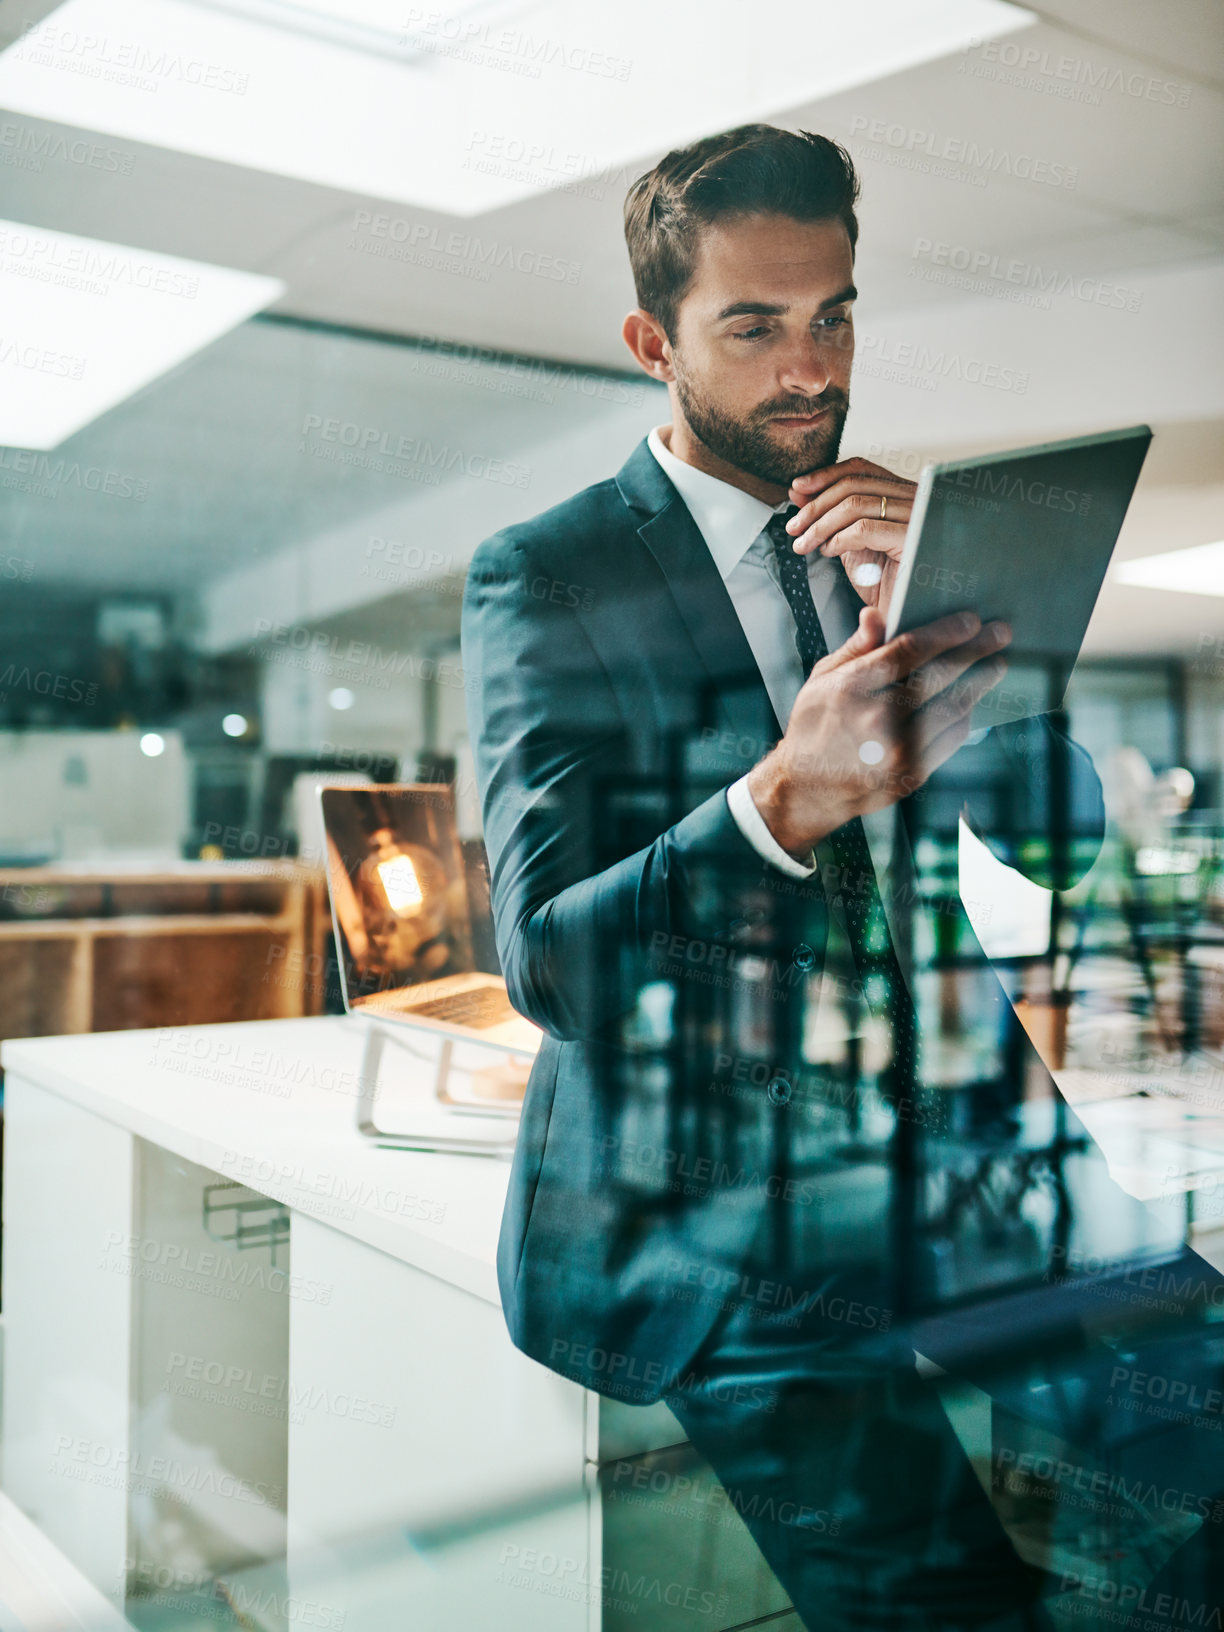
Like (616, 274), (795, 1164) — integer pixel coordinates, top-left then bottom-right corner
(376, 853), (423, 914)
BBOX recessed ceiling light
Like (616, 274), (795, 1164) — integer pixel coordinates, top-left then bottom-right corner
(0, 0), (1036, 216)
(0, 219), (283, 449)
(1113, 541), (1224, 597)
(140, 732), (166, 756)
(222, 712), (249, 736)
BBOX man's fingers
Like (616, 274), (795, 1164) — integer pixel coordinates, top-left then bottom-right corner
(787, 456), (907, 502)
(816, 512), (912, 560)
(910, 654), (1008, 748)
(786, 473), (915, 533)
(815, 604), (887, 672)
(789, 493), (913, 558)
(908, 709), (976, 783)
(852, 611), (983, 688)
(888, 658), (1005, 789)
(890, 621), (1011, 707)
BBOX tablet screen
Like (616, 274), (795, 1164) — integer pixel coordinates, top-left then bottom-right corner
(886, 424), (1151, 727)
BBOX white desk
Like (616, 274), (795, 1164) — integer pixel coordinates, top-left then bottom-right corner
(0, 1017), (795, 1632)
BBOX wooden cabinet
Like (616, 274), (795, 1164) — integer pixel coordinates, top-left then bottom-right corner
(0, 863), (331, 1038)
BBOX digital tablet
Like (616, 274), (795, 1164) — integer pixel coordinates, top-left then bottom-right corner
(884, 424), (1152, 728)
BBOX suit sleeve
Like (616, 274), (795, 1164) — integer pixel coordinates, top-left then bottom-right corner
(461, 533), (794, 1043)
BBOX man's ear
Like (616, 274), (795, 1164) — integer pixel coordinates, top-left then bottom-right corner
(622, 309), (674, 383)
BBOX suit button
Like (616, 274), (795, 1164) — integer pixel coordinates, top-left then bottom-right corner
(792, 943), (816, 972)
(767, 1075), (792, 1106)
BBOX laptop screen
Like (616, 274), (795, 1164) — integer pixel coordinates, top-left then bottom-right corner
(320, 783), (479, 1008)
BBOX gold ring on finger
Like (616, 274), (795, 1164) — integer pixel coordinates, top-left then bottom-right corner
(880, 495), (888, 521)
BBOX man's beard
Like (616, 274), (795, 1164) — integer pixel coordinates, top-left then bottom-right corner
(673, 360), (849, 487)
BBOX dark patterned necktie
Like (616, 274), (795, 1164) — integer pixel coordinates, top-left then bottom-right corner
(765, 507), (919, 1096)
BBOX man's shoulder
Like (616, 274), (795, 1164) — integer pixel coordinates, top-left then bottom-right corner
(468, 470), (638, 583)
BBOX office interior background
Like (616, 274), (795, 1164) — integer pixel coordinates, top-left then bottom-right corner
(0, 0), (1222, 1627)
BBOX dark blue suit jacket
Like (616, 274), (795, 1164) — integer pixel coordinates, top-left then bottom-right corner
(462, 436), (1138, 1403)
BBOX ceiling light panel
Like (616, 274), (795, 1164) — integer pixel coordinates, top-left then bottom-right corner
(1113, 540), (1224, 598)
(0, 0), (1036, 215)
(0, 219), (284, 449)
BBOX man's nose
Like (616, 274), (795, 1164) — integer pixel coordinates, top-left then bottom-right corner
(777, 337), (834, 396)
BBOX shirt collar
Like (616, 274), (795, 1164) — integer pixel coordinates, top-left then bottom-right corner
(647, 424), (789, 581)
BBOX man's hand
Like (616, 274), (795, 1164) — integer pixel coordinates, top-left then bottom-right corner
(747, 605), (1011, 859)
(785, 456), (916, 615)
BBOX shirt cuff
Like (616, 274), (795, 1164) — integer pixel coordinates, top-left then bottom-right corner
(726, 775), (818, 879)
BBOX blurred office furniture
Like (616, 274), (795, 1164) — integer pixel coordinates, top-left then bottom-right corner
(0, 730), (190, 864)
(0, 1018), (794, 1632)
(250, 752), (400, 863)
(0, 861), (331, 1039)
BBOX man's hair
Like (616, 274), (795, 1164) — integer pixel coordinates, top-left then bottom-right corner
(623, 123), (860, 343)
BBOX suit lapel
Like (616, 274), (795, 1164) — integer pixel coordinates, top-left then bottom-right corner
(615, 439), (782, 748)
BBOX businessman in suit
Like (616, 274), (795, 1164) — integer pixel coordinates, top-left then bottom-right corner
(462, 124), (1224, 1629)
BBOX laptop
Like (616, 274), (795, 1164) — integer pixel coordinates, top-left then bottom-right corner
(319, 782), (541, 1057)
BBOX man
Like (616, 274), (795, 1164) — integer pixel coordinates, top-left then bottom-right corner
(462, 125), (1223, 1629)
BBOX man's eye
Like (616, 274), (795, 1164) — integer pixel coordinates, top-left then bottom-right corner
(817, 314), (850, 330)
(732, 327), (769, 341)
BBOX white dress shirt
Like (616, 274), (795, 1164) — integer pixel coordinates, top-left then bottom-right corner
(647, 423), (841, 878)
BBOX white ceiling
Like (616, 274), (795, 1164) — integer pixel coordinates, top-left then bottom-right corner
(0, 0), (1221, 655)
(3, 0), (1219, 365)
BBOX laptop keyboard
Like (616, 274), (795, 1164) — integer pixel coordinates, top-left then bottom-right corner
(408, 987), (516, 1029)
